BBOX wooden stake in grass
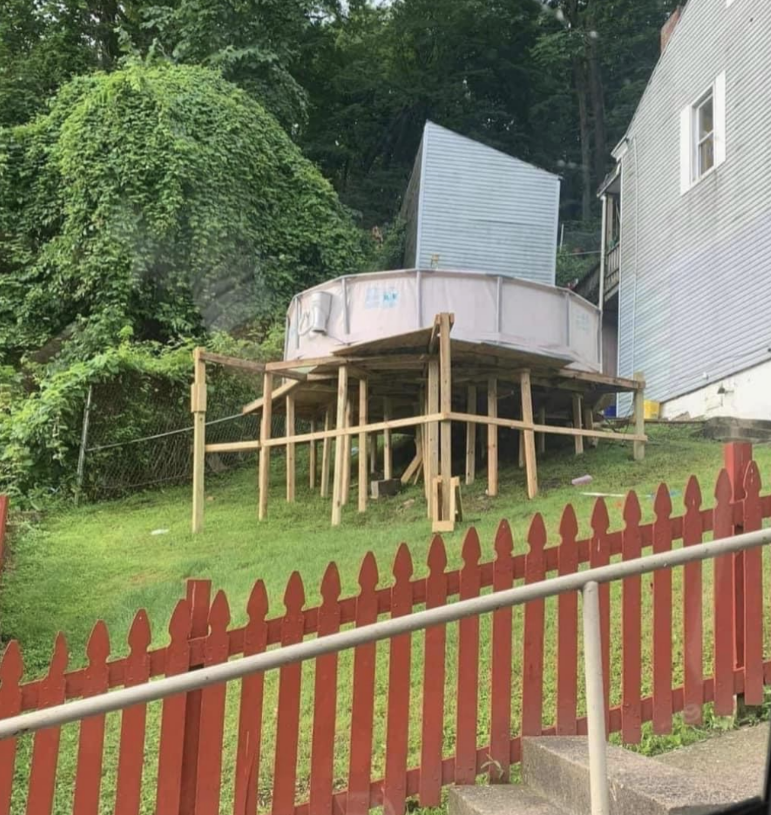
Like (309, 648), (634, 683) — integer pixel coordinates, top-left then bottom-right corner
(342, 394), (353, 505)
(537, 406), (546, 455)
(331, 366), (348, 526)
(383, 397), (393, 480)
(439, 313), (455, 525)
(191, 347), (207, 534)
(320, 409), (331, 498)
(286, 393), (296, 503)
(438, 313), (453, 524)
(309, 418), (317, 490)
(487, 377), (498, 497)
(584, 405), (598, 449)
(426, 359), (440, 519)
(520, 369), (538, 499)
(572, 393), (584, 456)
(465, 385), (476, 485)
(258, 371), (274, 520)
(358, 379), (368, 513)
(633, 372), (646, 461)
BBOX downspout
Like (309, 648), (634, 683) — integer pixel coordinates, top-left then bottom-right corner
(598, 194), (607, 307)
(598, 193), (608, 371)
(631, 137), (640, 378)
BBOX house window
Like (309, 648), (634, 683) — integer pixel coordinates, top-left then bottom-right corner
(693, 90), (715, 180)
(679, 72), (726, 193)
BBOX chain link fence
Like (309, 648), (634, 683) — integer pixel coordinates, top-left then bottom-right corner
(78, 366), (287, 501)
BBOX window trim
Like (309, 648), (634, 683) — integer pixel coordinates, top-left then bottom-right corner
(692, 89), (715, 182)
(680, 71), (726, 194)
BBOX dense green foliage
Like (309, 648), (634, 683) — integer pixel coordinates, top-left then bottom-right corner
(296, 0), (677, 224)
(0, 336), (267, 504)
(0, 64), (362, 361)
(2, 0), (678, 226)
(0, 329), (282, 504)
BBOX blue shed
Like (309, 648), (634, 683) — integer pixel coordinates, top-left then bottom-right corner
(401, 121), (560, 285)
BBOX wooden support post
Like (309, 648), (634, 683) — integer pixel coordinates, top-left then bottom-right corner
(419, 391), (428, 500)
(572, 393), (584, 456)
(358, 379), (368, 513)
(487, 377), (498, 497)
(401, 442), (423, 485)
(537, 407), (546, 455)
(520, 370), (538, 500)
(383, 397), (393, 480)
(369, 433), (377, 475)
(309, 418), (317, 490)
(583, 405), (598, 448)
(439, 314), (453, 524)
(286, 394), (296, 502)
(518, 425), (525, 469)
(465, 385), (476, 485)
(191, 348), (207, 533)
(258, 372), (274, 520)
(320, 409), (331, 498)
(331, 366), (349, 526)
(427, 360), (440, 517)
(342, 394), (353, 505)
(633, 372), (646, 461)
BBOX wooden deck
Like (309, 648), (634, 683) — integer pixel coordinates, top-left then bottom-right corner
(191, 314), (646, 533)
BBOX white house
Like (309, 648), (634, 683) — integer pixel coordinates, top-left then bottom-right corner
(598, 0), (771, 420)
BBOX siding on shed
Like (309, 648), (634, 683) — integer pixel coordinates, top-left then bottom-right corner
(402, 134), (424, 268)
(403, 122), (560, 284)
(616, 0), (771, 413)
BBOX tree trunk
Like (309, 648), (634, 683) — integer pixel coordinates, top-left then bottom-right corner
(586, 33), (607, 187)
(573, 56), (593, 221)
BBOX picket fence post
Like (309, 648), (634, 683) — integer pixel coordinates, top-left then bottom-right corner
(724, 442), (752, 714)
(179, 579), (212, 815)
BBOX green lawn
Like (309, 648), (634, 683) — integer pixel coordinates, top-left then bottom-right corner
(2, 425), (770, 813)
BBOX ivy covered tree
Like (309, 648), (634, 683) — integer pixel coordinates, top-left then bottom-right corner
(0, 63), (363, 363)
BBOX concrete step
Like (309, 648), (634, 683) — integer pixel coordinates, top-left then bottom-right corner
(654, 723), (769, 803)
(449, 783), (567, 815)
(521, 736), (744, 815)
(703, 416), (771, 443)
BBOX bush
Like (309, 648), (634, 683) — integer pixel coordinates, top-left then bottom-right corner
(0, 63), (364, 363)
(0, 335), (271, 506)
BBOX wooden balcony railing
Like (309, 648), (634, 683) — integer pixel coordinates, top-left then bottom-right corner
(604, 244), (620, 296)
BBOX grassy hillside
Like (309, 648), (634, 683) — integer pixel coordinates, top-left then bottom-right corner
(2, 425), (770, 814)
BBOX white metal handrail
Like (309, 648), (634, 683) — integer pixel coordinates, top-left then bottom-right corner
(2, 527), (770, 815)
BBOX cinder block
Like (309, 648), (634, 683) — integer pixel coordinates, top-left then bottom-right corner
(370, 478), (401, 499)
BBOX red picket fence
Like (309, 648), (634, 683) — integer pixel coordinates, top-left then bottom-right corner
(0, 443), (770, 815)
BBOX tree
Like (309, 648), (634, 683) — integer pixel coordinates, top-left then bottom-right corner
(0, 64), (363, 362)
(0, 0), (96, 126)
(135, 0), (341, 129)
(535, 0), (677, 218)
(297, 0), (543, 226)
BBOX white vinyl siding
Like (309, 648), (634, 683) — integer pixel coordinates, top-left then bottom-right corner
(713, 71), (727, 164)
(679, 106), (691, 193)
(617, 0), (771, 411)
